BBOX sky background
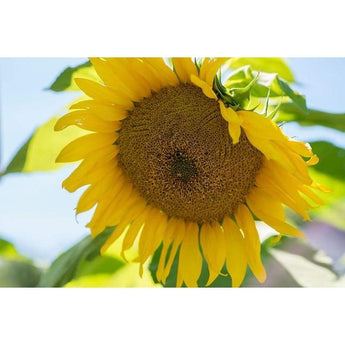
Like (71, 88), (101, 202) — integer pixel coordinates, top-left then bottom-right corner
(0, 58), (345, 265)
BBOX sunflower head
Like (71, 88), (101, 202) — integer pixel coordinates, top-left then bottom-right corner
(55, 57), (325, 287)
(118, 83), (263, 223)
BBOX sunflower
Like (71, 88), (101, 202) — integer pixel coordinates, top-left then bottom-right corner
(55, 58), (325, 287)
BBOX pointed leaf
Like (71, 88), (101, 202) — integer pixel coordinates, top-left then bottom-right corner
(0, 238), (28, 262)
(277, 77), (307, 112)
(3, 117), (85, 175)
(311, 141), (345, 182)
(38, 227), (115, 287)
(0, 259), (41, 287)
(48, 60), (100, 92)
(277, 102), (345, 132)
(308, 141), (345, 205)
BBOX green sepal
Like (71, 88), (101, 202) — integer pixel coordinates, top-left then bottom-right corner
(261, 88), (271, 117)
(267, 96), (283, 120)
(228, 72), (260, 109)
(213, 75), (239, 109)
(223, 65), (307, 113)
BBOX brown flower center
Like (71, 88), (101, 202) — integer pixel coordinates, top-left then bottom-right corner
(118, 83), (263, 223)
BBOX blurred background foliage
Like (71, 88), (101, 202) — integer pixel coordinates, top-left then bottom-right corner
(0, 58), (344, 287)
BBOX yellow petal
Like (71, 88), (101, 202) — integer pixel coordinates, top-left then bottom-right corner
(161, 219), (186, 284)
(299, 185), (324, 206)
(142, 58), (179, 87)
(255, 170), (310, 220)
(200, 222), (226, 286)
(246, 187), (285, 221)
(245, 131), (298, 175)
(218, 101), (243, 144)
(190, 75), (217, 99)
(228, 122), (241, 144)
(138, 208), (167, 266)
(75, 78), (133, 108)
(239, 111), (285, 141)
(177, 222), (202, 287)
(101, 222), (129, 255)
(199, 58), (211, 81)
(55, 110), (121, 133)
(121, 207), (148, 257)
(100, 196), (137, 239)
(287, 140), (313, 157)
(104, 58), (152, 100)
(62, 148), (119, 192)
(234, 204), (266, 283)
(205, 58), (229, 85)
(246, 192), (305, 238)
(98, 181), (134, 229)
(275, 141), (312, 185)
(87, 190), (119, 236)
(306, 154), (319, 166)
(101, 198), (147, 256)
(222, 216), (247, 287)
(260, 214), (305, 239)
(56, 132), (118, 163)
(87, 175), (129, 236)
(89, 58), (136, 99)
(219, 101), (242, 124)
(312, 181), (331, 193)
(126, 58), (162, 92)
(76, 170), (118, 214)
(156, 218), (179, 283)
(172, 58), (198, 83)
(70, 100), (128, 121)
(258, 159), (313, 217)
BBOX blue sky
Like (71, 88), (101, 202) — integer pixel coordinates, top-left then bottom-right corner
(0, 58), (345, 264)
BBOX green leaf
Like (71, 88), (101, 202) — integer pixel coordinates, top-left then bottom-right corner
(277, 102), (345, 132)
(48, 60), (100, 92)
(0, 259), (42, 287)
(313, 198), (345, 231)
(311, 141), (345, 182)
(306, 141), (345, 206)
(229, 58), (295, 82)
(0, 238), (28, 261)
(0, 237), (42, 287)
(3, 117), (85, 175)
(74, 255), (125, 278)
(66, 259), (159, 287)
(38, 227), (115, 287)
(277, 78), (307, 112)
(2, 136), (31, 175)
(310, 169), (345, 210)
